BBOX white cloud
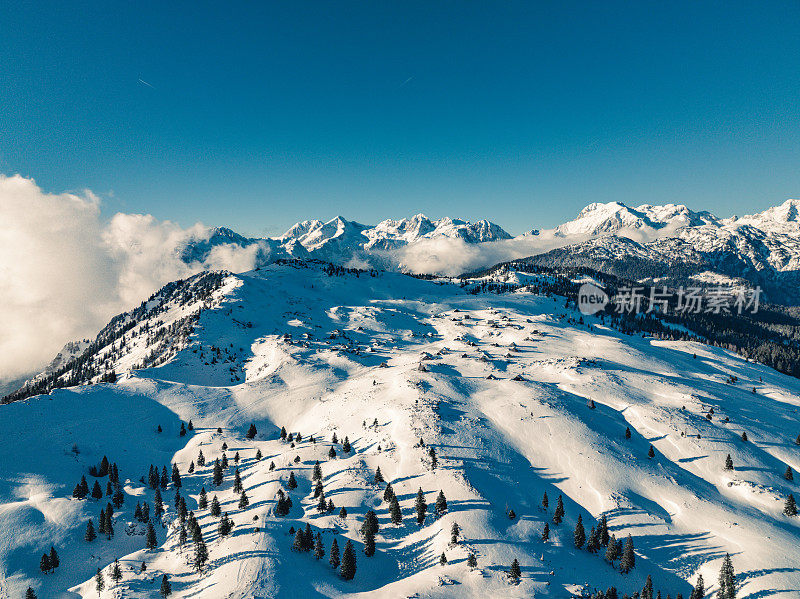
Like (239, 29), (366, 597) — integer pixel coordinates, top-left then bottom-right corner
(0, 175), (260, 386)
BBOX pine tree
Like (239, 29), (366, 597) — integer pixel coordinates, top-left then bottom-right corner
(329, 538), (340, 569)
(49, 546), (59, 570)
(110, 559), (122, 584)
(625, 427), (631, 439)
(541, 522), (550, 542)
(233, 468), (243, 493)
(218, 512), (233, 537)
(717, 553), (736, 599)
(193, 536), (208, 571)
(91, 481), (103, 500)
(142, 501), (151, 523)
(314, 532), (325, 559)
(154, 488), (163, 519)
(541, 491), (549, 510)
(339, 506), (348, 519)
(199, 487), (208, 509)
(313, 461), (323, 481)
(269, 461), (275, 471)
(785, 466), (794, 481)
(428, 446), (438, 469)
(574, 514), (586, 548)
(587, 526), (600, 553)
(292, 528), (305, 551)
(246, 423), (258, 439)
(784, 494), (798, 516)
(180, 422), (186, 437)
(112, 486), (124, 508)
(648, 445), (655, 459)
(328, 446), (337, 459)
(435, 490), (448, 516)
(160, 466), (169, 489)
(450, 522), (460, 544)
(197, 450), (205, 467)
(104, 508), (114, 538)
(363, 528), (376, 556)
(145, 521), (158, 548)
(361, 510), (379, 537)
(171, 463), (182, 488)
(39, 554), (50, 575)
(106, 481), (113, 496)
(509, 558), (521, 583)
(332, 432), (338, 444)
(467, 553), (478, 569)
(280, 426), (287, 441)
(340, 540), (357, 580)
(160, 574), (172, 597)
(741, 432), (748, 442)
(85, 519), (97, 542)
(221, 453), (229, 469)
(725, 454), (734, 470)
(383, 482), (395, 502)
(213, 459), (223, 486)
(605, 534), (619, 567)
(690, 574), (705, 599)
(256, 448), (262, 460)
(599, 514), (610, 546)
(95, 568), (104, 596)
(179, 523), (187, 548)
(238, 491), (249, 509)
(619, 535), (636, 573)
(389, 495), (402, 524)
(234, 451), (240, 464)
(553, 495), (565, 524)
(374, 467), (384, 484)
(642, 575), (654, 599)
(288, 472), (298, 490)
(327, 498), (335, 512)
(25, 587), (37, 599)
(342, 436), (351, 453)
(415, 488), (427, 525)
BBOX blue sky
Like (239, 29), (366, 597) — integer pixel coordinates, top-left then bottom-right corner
(1, 1), (799, 236)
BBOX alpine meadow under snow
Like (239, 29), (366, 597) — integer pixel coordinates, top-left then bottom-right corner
(2, 260), (800, 598)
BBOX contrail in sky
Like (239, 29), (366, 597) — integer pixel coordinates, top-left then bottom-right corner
(397, 76), (414, 89)
(138, 78), (155, 89)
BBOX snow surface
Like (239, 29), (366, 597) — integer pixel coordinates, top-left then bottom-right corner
(3, 261), (800, 598)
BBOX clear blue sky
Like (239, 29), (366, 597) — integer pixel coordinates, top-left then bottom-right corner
(1, 1), (799, 236)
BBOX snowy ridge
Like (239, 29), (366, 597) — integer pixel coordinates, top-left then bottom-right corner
(2, 261), (800, 598)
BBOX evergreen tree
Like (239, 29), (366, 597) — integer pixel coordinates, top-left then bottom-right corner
(134, 502), (143, 521)
(467, 553), (478, 569)
(197, 450), (205, 467)
(725, 454), (734, 470)
(303, 523), (314, 551)
(690, 574), (705, 599)
(509, 558), (521, 583)
(180, 422), (186, 437)
(574, 514), (586, 548)
(327, 498), (335, 512)
(605, 534), (620, 567)
(450, 522), (460, 544)
(288, 472), (298, 490)
(328, 446), (337, 459)
(553, 495), (565, 524)
(246, 423), (258, 439)
(374, 467), (384, 484)
(160, 574), (172, 597)
(329, 538), (340, 569)
(221, 442), (228, 451)
(233, 468), (243, 493)
(339, 507), (348, 520)
(786, 466), (794, 481)
(39, 554), (50, 575)
(599, 514), (610, 546)
(280, 426), (287, 441)
(221, 453), (229, 469)
(439, 552), (448, 565)
(342, 436), (351, 453)
(313, 461), (323, 481)
(415, 488), (427, 525)
(213, 459), (223, 487)
(193, 536), (208, 571)
(363, 528), (376, 556)
(286, 433), (293, 443)
(142, 501), (151, 523)
(648, 445), (655, 459)
(435, 490), (448, 516)
(332, 432), (338, 444)
(741, 432), (748, 442)
(25, 587), (37, 599)
(620, 535), (636, 573)
(95, 569), (104, 596)
(269, 461), (275, 471)
(340, 540), (357, 580)
(199, 487), (208, 509)
(48, 547), (59, 570)
(383, 482), (395, 502)
(541, 491), (549, 510)
(146, 522), (158, 549)
(106, 481), (113, 496)
(179, 523), (187, 548)
(587, 526), (601, 553)
(642, 575), (654, 599)
(428, 446), (438, 468)
(541, 522), (550, 542)
(234, 451), (240, 464)
(110, 559), (122, 584)
(154, 488), (163, 519)
(112, 487), (124, 508)
(171, 463), (182, 488)
(188, 420), (193, 431)
(85, 519), (97, 542)
(717, 553), (736, 599)
(238, 491), (249, 509)
(361, 510), (379, 537)
(314, 532), (325, 559)
(625, 426), (631, 439)
(218, 512), (233, 537)
(256, 448), (262, 460)
(160, 466), (169, 490)
(104, 508), (114, 538)
(784, 494), (798, 516)
(91, 481), (103, 500)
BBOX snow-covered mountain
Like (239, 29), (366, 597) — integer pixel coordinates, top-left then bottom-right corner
(3, 260), (800, 598)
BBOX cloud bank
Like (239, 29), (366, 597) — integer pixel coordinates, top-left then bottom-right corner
(0, 175), (260, 386)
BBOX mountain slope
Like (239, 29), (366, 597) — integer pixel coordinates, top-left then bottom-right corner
(2, 261), (799, 598)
